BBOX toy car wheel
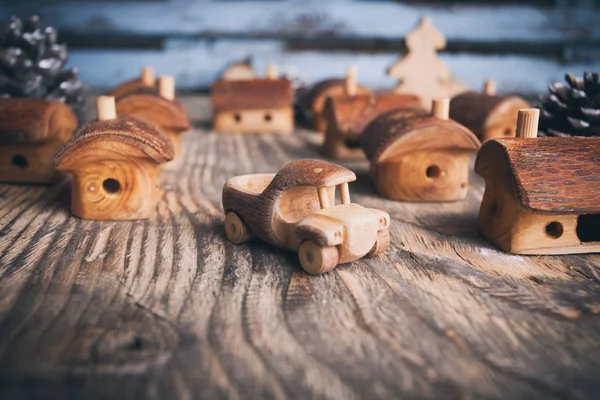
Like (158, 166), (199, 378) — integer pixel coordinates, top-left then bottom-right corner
(368, 230), (390, 256)
(225, 212), (252, 244)
(298, 241), (339, 275)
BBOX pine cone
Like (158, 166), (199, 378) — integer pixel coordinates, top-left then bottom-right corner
(0, 15), (86, 123)
(539, 72), (600, 137)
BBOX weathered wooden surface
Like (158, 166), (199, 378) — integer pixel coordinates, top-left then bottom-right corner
(1, 96), (600, 399)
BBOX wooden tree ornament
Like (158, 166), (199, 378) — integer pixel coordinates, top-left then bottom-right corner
(0, 98), (77, 184)
(387, 17), (468, 110)
(449, 80), (531, 142)
(476, 109), (600, 254)
(115, 75), (190, 158)
(54, 96), (174, 220)
(322, 76), (422, 159)
(106, 66), (157, 98)
(211, 64), (294, 134)
(300, 65), (372, 133)
(359, 98), (480, 202)
(222, 159), (391, 274)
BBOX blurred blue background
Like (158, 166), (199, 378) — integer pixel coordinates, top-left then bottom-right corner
(1, 0), (599, 94)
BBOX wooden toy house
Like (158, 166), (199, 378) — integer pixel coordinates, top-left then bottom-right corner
(360, 98), (480, 202)
(211, 65), (294, 134)
(0, 98), (77, 184)
(476, 108), (600, 254)
(54, 96), (174, 220)
(300, 66), (372, 132)
(116, 75), (190, 157)
(450, 80), (531, 142)
(107, 66), (156, 98)
(322, 75), (421, 159)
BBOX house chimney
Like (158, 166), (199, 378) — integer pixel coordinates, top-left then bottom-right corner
(345, 64), (357, 96)
(266, 64), (278, 80)
(515, 108), (540, 138)
(158, 75), (175, 101)
(141, 66), (156, 86)
(432, 98), (450, 120)
(483, 80), (496, 96)
(97, 96), (117, 121)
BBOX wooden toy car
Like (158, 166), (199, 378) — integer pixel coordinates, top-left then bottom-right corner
(116, 75), (190, 158)
(211, 64), (294, 134)
(299, 65), (372, 132)
(0, 98), (77, 184)
(476, 108), (600, 254)
(360, 98), (480, 202)
(222, 159), (391, 274)
(450, 80), (531, 142)
(322, 91), (421, 159)
(54, 96), (174, 220)
(106, 66), (156, 98)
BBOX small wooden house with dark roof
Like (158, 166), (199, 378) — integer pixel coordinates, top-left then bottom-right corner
(106, 66), (156, 99)
(450, 80), (531, 142)
(322, 92), (421, 159)
(0, 98), (77, 184)
(211, 65), (294, 134)
(475, 109), (600, 254)
(116, 75), (190, 157)
(54, 96), (174, 221)
(300, 66), (371, 132)
(359, 98), (480, 202)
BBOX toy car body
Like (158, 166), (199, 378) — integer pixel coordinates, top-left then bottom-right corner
(222, 159), (390, 274)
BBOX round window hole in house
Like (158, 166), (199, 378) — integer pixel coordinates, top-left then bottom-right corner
(545, 222), (563, 239)
(426, 165), (441, 179)
(233, 113), (242, 123)
(504, 128), (513, 136)
(11, 155), (28, 169)
(264, 112), (272, 122)
(103, 178), (121, 194)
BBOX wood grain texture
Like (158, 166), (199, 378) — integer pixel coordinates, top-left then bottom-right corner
(1, 96), (600, 399)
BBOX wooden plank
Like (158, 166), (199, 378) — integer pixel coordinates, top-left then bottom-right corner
(66, 41), (599, 92)
(1, 1), (598, 42)
(1, 95), (600, 398)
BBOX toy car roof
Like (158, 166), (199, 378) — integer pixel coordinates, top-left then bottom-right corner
(0, 98), (77, 145)
(475, 137), (600, 214)
(267, 159), (356, 192)
(211, 79), (293, 110)
(360, 108), (479, 163)
(116, 87), (190, 131)
(54, 115), (174, 167)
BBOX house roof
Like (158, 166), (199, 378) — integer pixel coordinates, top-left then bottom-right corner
(0, 98), (77, 145)
(475, 137), (600, 214)
(266, 159), (356, 193)
(324, 93), (422, 142)
(211, 79), (294, 110)
(450, 92), (530, 131)
(54, 116), (174, 167)
(116, 87), (190, 131)
(300, 79), (371, 113)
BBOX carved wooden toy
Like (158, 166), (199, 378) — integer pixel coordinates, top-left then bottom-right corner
(387, 17), (467, 110)
(115, 75), (190, 158)
(222, 159), (391, 274)
(107, 66), (156, 98)
(300, 65), (372, 132)
(54, 96), (174, 220)
(211, 64), (294, 134)
(322, 78), (421, 159)
(476, 108), (600, 254)
(450, 80), (531, 142)
(360, 98), (480, 202)
(0, 98), (77, 184)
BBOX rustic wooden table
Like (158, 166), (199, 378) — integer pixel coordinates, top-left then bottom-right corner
(1, 96), (599, 399)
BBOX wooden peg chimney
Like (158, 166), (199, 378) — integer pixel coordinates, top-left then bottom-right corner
(266, 64), (278, 80)
(345, 65), (357, 96)
(158, 76), (175, 101)
(97, 96), (117, 121)
(141, 66), (156, 86)
(432, 98), (450, 120)
(483, 80), (496, 96)
(515, 108), (540, 138)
